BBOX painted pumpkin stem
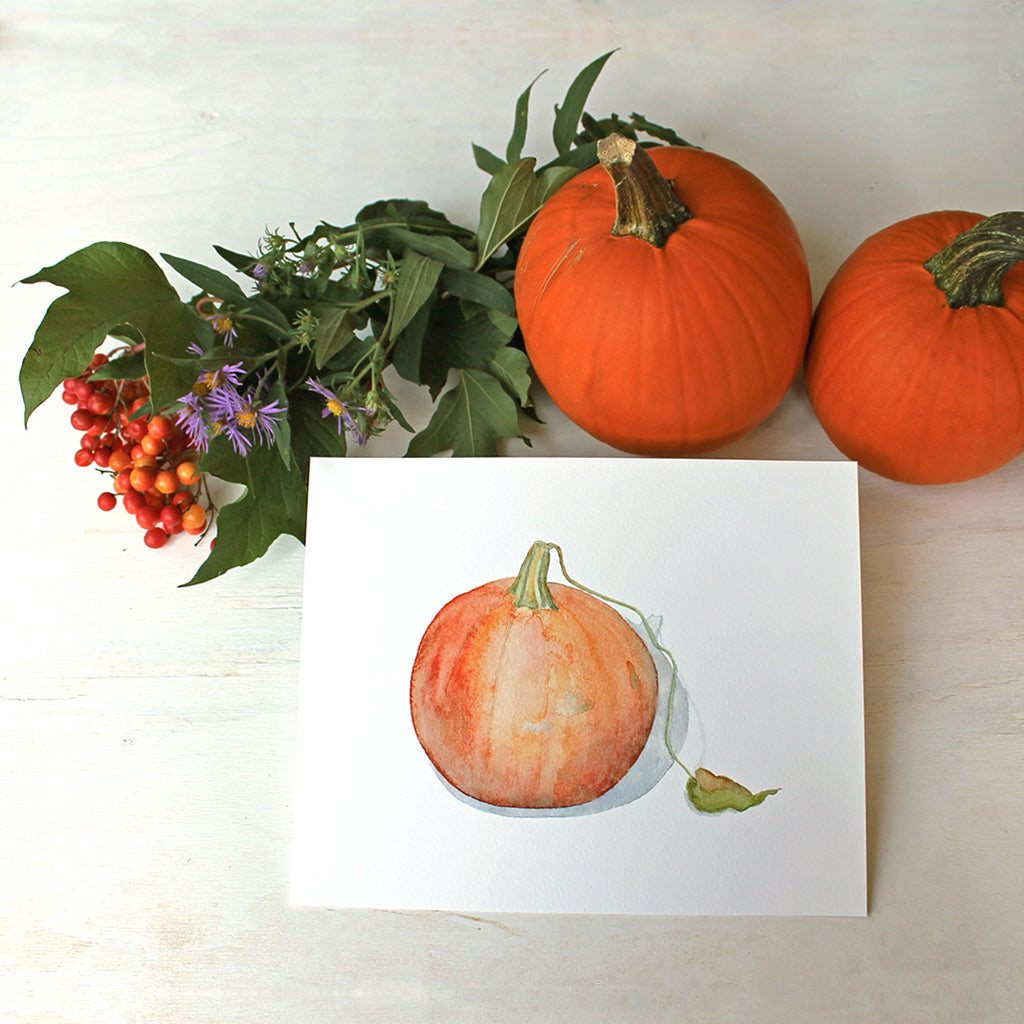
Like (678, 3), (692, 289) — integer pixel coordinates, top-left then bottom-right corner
(924, 210), (1024, 309)
(508, 540), (559, 610)
(597, 133), (693, 248)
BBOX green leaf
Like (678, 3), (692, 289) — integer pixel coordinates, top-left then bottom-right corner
(160, 252), (252, 306)
(627, 111), (697, 148)
(19, 241), (202, 423)
(405, 368), (528, 457)
(289, 387), (349, 462)
(507, 70), (546, 162)
(475, 157), (548, 270)
(390, 250), (445, 339)
(313, 305), (359, 368)
(355, 199), (472, 237)
(552, 49), (618, 155)
(686, 768), (779, 814)
(439, 266), (516, 315)
(160, 252), (294, 336)
(416, 297), (518, 396)
(374, 228), (476, 271)
(541, 140), (599, 172)
(185, 439), (307, 587)
(390, 297), (435, 386)
(487, 345), (534, 408)
(89, 349), (147, 381)
(472, 143), (505, 175)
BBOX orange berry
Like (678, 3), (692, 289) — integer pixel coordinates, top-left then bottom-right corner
(181, 504), (207, 532)
(129, 466), (157, 493)
(154, 470), (178, 494)
(175, 461), (200, 486)
(140, 433), (164, 457)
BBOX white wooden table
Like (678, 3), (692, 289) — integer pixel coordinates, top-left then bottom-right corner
(3, 4), (1023, 1020)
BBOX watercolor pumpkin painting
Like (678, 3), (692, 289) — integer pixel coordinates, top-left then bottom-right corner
(410, 540), (777, 816)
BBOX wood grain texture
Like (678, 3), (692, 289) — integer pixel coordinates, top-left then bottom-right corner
(3, 3), (1023, 1021)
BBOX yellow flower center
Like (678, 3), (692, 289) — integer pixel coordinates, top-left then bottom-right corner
(236, 407), (258, 429)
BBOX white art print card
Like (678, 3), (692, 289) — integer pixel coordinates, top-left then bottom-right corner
(290, 457), (865, 916)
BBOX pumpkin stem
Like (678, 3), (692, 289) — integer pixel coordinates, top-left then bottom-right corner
(597, 133), (692, 248)
(508, 541), (559, 610)
(923, 211), (1024, 309)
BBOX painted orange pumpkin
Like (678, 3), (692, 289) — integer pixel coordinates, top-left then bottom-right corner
(804, 211), (1024, 484)
(410, 541), (658, 808)
(514, 134), (812, 456)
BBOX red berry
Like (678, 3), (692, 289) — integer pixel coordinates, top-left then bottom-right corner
(92, 446), (112, 469)
(122, 490), (146, 514)
(160, 505), (183, 532)
(124, 419), (148, 441)
(74, 448), (94, 467)
(97, 492), (117, 512)
(87, 390), (115, 416)
(70, 408), (94, 431)
(136, 506), (162, 531)
(143, 527), (168, 549)
(62, 389), (79, 405)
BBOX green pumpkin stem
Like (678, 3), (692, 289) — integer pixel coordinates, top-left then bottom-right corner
(924, 211), (1024, 309)
(508, 541), (559, 610)
(597, 133), (692, 248)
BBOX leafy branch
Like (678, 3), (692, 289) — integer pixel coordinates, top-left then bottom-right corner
(17, 52), (688, 585)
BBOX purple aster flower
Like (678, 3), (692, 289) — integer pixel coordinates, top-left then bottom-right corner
(174, 392), (210, 452)
(195, 361), (246, 395)
(305, 377), (368, 445)
(207, 312), (238, 345)
(210, 414), (252, 456)
(235, 394), (285, 446)
(205, 380), (245, 421)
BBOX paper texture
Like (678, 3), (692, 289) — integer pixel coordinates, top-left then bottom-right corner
(291, 457), (865, 916)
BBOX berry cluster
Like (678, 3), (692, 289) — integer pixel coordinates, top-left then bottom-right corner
(62, 353), (213, 550)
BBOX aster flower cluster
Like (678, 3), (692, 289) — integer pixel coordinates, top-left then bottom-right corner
(172, 324), (286, 456)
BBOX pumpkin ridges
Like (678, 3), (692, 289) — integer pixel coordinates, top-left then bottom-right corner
(411, 570), (658, 808)
(805, 209), (1024, 483)
(515, 142), (812, 456)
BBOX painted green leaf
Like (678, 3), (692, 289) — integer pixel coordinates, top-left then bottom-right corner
(19, 241), (203, 423)
(686, 768), (779, 814)
(405, 368), (528, 457)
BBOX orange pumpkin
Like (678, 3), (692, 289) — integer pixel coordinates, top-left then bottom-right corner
(410, 541), (658, 808)
(514, 134), (812, 456)
(804, 211), (1024, 484)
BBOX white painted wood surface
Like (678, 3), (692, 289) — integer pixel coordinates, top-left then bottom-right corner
(3, 3), (1023, 1020)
